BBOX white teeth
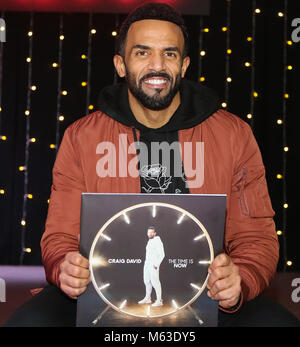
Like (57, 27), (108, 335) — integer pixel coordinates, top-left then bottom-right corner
(144, 79), (167, 85)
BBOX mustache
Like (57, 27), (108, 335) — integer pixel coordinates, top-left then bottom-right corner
(140, 72), (172, 83)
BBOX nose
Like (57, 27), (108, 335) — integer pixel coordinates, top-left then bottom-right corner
(147, 52), (165, 71)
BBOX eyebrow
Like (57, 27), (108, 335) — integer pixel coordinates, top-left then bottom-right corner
(131, 45), (180, 53)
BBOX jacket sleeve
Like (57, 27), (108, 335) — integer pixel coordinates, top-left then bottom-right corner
(154, 237), (165, 268)
(224, 120), (279, 305)
(40, 124), (86, 287)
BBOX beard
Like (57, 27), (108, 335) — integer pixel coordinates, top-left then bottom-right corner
(125, 67), (182, 111)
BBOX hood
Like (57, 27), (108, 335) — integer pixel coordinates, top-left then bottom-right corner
(97, 78), (220, 133)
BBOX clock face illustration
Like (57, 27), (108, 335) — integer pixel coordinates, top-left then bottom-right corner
(89, 202), (214, 319)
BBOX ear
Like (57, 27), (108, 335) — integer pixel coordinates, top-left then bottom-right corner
(113, 54), (126, 78)
(181, 56), (190, 78)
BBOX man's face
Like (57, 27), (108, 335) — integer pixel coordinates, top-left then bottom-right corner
(147, 228), (156, 239)
(114, 19), (190, 110)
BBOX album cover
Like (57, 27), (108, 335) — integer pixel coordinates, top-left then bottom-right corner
(76, 193), (226, 327)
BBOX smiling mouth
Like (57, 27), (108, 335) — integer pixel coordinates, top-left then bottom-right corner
(143, 77), (169, 89)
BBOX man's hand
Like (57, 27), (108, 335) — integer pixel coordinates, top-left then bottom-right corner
(59, 251), (90, 299)
(207, 253), (241, 309)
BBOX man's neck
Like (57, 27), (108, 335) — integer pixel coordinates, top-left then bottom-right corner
(128, 90), (181, 129)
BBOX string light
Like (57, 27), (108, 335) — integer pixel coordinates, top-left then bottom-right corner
(223, 0), (232, 110)
(281, 0), (289, 272)
(20, 13), (34, 265)
(286, 260), (292, 267)
(0, 2), (296, 273)
(54, 14), (64, 154)
(247, 0), (259, 129)
(0, 22), (3, 140)
(0, 19), (6, 141)
(197, 16), (205, 86)
(81, 13), (96, 114)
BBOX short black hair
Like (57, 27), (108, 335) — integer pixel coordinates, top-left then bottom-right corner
(116, 2), (189, 58)
(148, 226), (156, 231)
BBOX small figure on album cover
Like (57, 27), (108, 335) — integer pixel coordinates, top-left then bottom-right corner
(138, 226), (165, 307)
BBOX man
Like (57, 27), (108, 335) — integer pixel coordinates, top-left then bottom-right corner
(4, 2), (299, 327)
(138, 227), (165, 307)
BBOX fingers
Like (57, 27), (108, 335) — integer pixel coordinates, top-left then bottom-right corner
(207, 254), (233, 290)
(219, 296), (240, 309)
(65, 252), (89, 269)
(209, 253), (231, 270)
(61, 261), (90, 279)
(60, 282), (88, 300)
(206, 253), (241, 308)
(59, 252), (90, 299)
(207, 265), (232, 290)
(207, 277), (240, 301)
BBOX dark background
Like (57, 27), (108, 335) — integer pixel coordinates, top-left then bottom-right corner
(0, 0), (299, 271)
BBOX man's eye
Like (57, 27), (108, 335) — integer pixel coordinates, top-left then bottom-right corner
(136, 51), (148, 56)
(164, 52), (177, 58)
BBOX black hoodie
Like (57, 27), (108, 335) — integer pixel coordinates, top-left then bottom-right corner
(97, 79), (219, 194)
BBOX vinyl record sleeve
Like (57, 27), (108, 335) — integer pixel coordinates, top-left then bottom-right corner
(76, 193), (226, 327)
